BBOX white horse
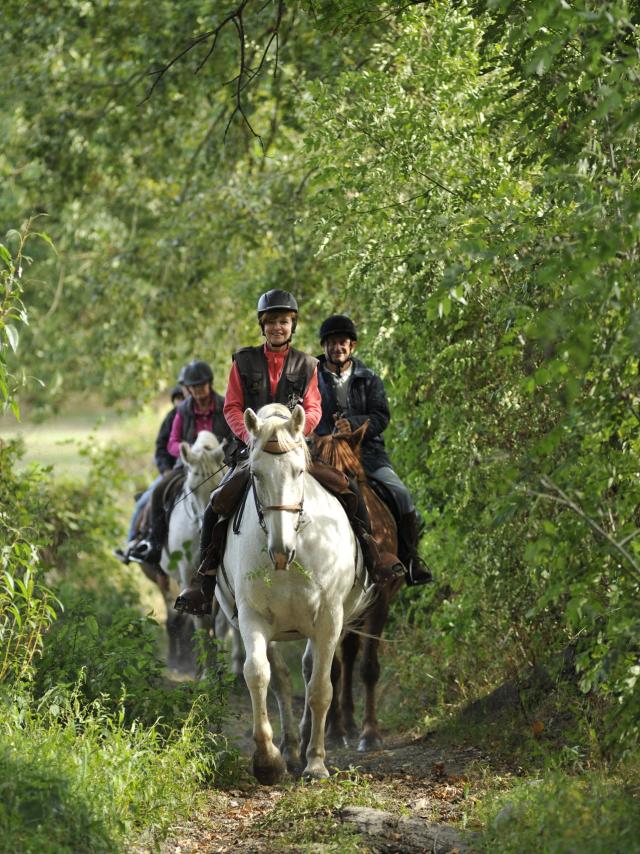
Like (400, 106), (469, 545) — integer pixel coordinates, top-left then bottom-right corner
(215, 403), (373, 783)
(153, 431), (239, 674)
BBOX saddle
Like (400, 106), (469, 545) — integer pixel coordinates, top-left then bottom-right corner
(200, 459), (401, 584)
(367, 476), (401, 527)
(162, 469), (186, 516)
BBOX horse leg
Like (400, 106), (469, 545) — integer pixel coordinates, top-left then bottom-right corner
(340, 631), (361, 738)
(357, 633), (384, 751)
(241, 616), (285, 785)
(177, 615), (196, 675)
(302, 624), (341, 780)
(299, 640), (313, 762)
(325, 652), (349, 748)
(357, 597), (391, 752)
(165, 607), (181, 670)
(267, 642), (301, 775)
(193, 613), (217, 678)
(214, 605), (244, 680)
(230, 626), (244, 679)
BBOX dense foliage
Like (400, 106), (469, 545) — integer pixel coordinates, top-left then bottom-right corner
(2, 0), (640, 846)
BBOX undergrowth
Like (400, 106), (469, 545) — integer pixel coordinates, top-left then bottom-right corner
(258, 770), (387, 852)
(476, 761), (640, 854)
(0, 439), (240, 851)
(0, 685), (225, 854)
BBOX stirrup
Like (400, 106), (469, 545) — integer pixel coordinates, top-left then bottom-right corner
(174, 585), (213, 617)
(405, 558), (433, 586)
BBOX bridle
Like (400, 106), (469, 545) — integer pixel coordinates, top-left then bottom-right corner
(251, 431), (306, 535)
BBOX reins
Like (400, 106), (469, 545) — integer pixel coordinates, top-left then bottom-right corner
(172, 460), (228, 508)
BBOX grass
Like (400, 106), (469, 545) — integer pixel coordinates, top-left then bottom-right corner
(0, 686), (223, 854)
(476, 761), (640, 853)
(258, 770), (389, 852)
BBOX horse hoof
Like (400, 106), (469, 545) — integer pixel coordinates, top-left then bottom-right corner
(302, 764), (330, 781)
(285, 757), (302, 778)
(357, 734), (383, 752)
(252, 753), (286, 785)
(325, 731), (349, 750)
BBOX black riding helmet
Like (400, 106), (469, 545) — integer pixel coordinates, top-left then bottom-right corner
(319, 314), (358, 344)
(181, 359), (213, 386)
(257, 289), (299, 335)
(170, 384), (185, 403)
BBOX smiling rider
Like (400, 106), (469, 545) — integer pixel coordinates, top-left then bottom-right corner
(174, 290), (390, 616)
(316, 314), (432, 586)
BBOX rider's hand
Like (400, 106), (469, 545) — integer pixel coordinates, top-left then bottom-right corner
(334, 417), (351, 433)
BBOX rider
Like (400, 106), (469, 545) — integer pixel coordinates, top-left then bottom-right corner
(174, 290), (388, 616)
(114, 376), (186, 564)
(315, 314), (432, 586)
(129, 359), (231, 566)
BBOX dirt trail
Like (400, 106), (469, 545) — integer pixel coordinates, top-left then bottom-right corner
(153, 683), (488, 854)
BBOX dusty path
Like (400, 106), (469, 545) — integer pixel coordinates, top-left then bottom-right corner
(152, 682), (489, 853)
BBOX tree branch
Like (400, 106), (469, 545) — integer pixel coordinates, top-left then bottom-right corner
(524, 476), (640, 582)
(143, 0), (284, 142)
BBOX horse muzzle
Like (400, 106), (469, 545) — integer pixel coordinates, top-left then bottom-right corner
(269, 547), (295, 571)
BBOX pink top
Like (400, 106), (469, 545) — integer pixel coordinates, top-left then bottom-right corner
(167, 400), (216, 459)
(223, 345), (321, 443)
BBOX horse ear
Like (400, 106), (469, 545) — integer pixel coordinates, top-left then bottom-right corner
(289, 404), (305, 438)
(349, 421), (368, 452)
(180, 441), (193, 465)
(244, 408), (261, 438)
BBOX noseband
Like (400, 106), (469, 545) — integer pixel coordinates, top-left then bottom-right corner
(251, 435), (305, 534)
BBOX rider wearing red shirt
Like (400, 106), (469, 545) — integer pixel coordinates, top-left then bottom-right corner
(175, 290), (321, 614)
(175, 290), (390, 617)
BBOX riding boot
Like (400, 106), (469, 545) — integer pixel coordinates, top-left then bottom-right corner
(174, 503), (219, 616)
(127, 484), (168, 565)
(398, 510), (433, 586)
(174, 571), (216, 616)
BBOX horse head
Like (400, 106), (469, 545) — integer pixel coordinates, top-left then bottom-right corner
(179, 430), (227, 507)
(244, 403), (309, 571)
(313, 422), (368, 481)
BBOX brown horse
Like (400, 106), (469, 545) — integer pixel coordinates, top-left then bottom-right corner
(313, 424), (404, 751)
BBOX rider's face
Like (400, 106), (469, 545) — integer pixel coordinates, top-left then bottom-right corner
(324, 334), (355, 366)
(187, 382), (212, 407)
(262, 312), (295, 349)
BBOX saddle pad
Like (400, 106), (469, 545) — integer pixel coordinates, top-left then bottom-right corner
(368, 477), (400, 525)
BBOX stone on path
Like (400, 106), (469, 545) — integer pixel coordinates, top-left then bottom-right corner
(341, 805), (479, 853)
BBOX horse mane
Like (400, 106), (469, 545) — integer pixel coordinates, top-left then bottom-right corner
(251, 403), (311, 467)
(313, 432), (366, 480)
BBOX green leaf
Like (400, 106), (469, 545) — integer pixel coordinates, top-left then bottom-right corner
(5, 325), (19, 352)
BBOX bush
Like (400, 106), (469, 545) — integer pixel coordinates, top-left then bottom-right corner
(479, 763), (640, 854)
(33, 587), (233, 731)
(0, 685), (227, 854)
(0, 441), (61, 685)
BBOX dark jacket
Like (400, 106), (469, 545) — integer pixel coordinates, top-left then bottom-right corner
(177, 392), (231, 446)
(233, 346), (317, 412)
(316, 355), (392, 471)
(154, 407), (179, 473)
